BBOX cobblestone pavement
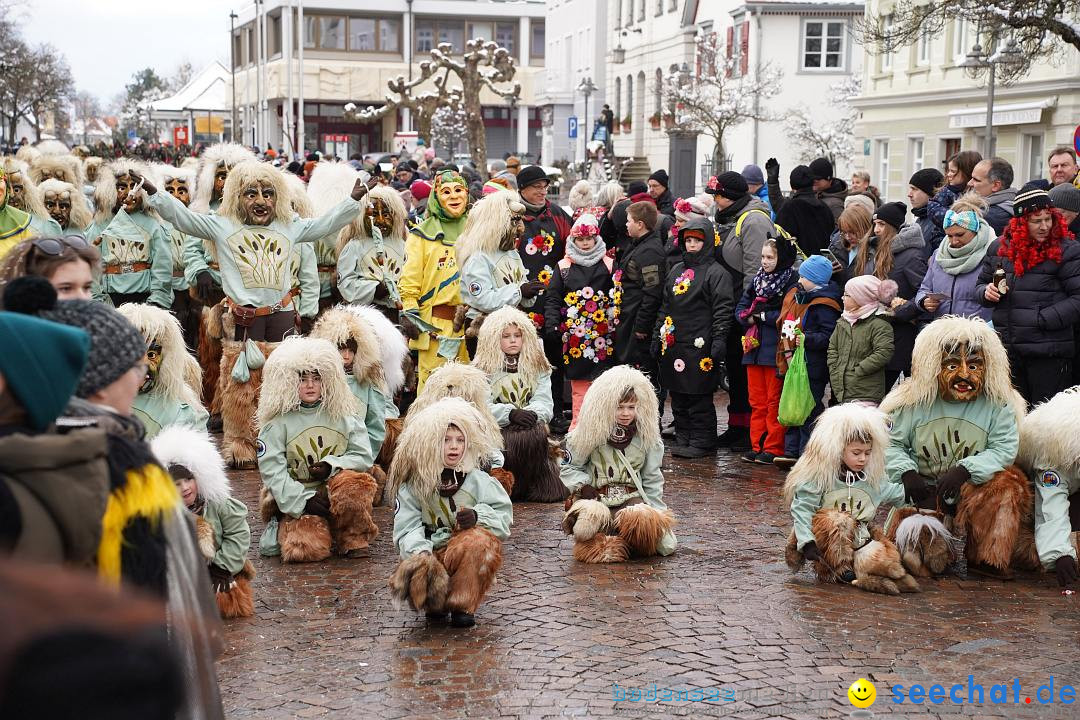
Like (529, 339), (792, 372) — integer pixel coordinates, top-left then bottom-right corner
(217, 415), (1080, 719)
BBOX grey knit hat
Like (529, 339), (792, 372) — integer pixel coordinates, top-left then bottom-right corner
(1048, 183), (1080, 214)
(40, 300), (147, 398)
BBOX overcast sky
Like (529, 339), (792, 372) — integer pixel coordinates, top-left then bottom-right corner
(21, 0), (236, 105)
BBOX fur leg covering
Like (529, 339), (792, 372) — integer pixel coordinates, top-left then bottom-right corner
(278, 515), (332, 563)
(573, 534), (629, 563)
(436, 527), (503, 614)
(614, 504), (675, 558)
(368, 464), (388, 507)
(489, 467), (516, 497)
(503, 424), (566, 503)
(956, 465), (1034, 572)
(377, 417), (403, 468)
(562, 499), (612, 541)
(200, 304), (224, 414)
(195, 516), (216, 561)
(784, 530), (805, 571)
(219, 340), (265, 468)
(888, 508), (958, 578)
(327, 470), (379, 554)
(389, 551), (449, 613)
(810, 508), (857, 583)
(259, 487), (279, 524)
(852, 530), (920, 595)
(216, 561), (256, 618)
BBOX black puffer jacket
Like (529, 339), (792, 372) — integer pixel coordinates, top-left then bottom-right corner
(775, 190), (835, 256)
(974, 237), (1080, 358)
(615, 229), (667, 366)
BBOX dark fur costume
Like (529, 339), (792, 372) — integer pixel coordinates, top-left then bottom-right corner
(502, 423), (565, 503)
(199, 301), (226, 416)
(218, 339), (268, 468)
(563, 499), (675, 563)
(388, 528), (503, 615)
(884, 507), (958, 578)
(955, 465), (1040, 574)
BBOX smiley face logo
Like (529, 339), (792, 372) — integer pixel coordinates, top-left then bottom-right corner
(847, 678), (876, 708)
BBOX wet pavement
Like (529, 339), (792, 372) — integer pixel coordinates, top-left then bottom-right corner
(216, 413), (1080, 719)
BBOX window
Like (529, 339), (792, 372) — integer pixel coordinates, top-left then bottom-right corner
(269, 13), (282, 56)
(802, 19), (845, 71)
(246, 25), (256, 64)
(469, 22), (493, 42)
(531, 21), (545, 58)
(654, 68), (663, 116)
(731, 21), (744, 77)
(416, 19), (466, 54)
(495, 22), (516, 53)
(877, 140), (890, 190)
(669, 0), (678, 10)
(638, 0), (645, 21)
(614, 76), (621, 121)
(319, 16), (345, 49)
(916, 29), (930, 66)
(380, 18), (401, 52)
(232, 32), (242, 70)
(1025, 133), (1045, 181)
(656, 0), (663, 16)
(626, 74), (633, 123)
(349, 19), (376, 51)
(881, 16), (893, 71)
(952, 18), (969, 62)
(909, 137), (924, 173)
(615, 0), (621, 27)
(626, 0), (634, 27)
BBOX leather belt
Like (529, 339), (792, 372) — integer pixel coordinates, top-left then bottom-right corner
(103, 261), (151, 274)
(228, 289), (297, 319)
(430, 303), (457, 321)
(317, 264), (335, 273)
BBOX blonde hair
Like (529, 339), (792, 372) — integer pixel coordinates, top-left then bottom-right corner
(949, 192), (988, 216)
(93, 159), (159, 224)
(567, 365), (658, 459)
(2, 157), (50, 220)
(256, 336), (359, 426)
(471, 306), (552, 379)
(405, 361), (503, 455)
(338, 185), (408, 253)
(309, 305), (384, 387)
(116, 303), (203, 409)
(191, 142), (256, 213)
(1018, 386), (1080, 475)
(454, 190), (524, 269)
(38, 178), (93, 231)
(218, 161), (293, 226)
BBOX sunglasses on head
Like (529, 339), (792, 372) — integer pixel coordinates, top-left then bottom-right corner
(31, 235), (90, 255)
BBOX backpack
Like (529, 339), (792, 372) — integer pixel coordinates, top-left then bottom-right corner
(736, 208), (806, 260)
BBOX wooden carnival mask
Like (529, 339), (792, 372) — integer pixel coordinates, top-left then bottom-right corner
(240, 180), (276, 226)
(938, 345), (984, 403)
(115, 172), (144, 213)
(165, 178), (191, 207)
(501, 207), (526, 251)
(434, 174), (468, 218)
(364, 197), (394, 236)
(43, 188), (72, 228)
(6, 171), (27, 211)
(213, 163), (230, 202)
(140, 341), (163, 394)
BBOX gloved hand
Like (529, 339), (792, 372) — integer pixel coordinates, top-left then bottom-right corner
(300, 316), (315, 335)
(508, 408), (537, 427)
(802, 541), (821, 562)
(303, 488), (331, 517)
(1056, 555), (1079, 587)
(373, 282), (390, 300)
(455, 507), (478, 530)
(578, 485), (599, 501)
(126, 170), (158, 196)
(196, 270), (216, 303)
(901, 470), (931, 504)
(519, 280), (545, 299)
(308, 461), (332, 481)
(935, 465), (970, 502)
(399, 314), (420, 341)
(208, 563), (235, 593)
(765, 158), (780, 182)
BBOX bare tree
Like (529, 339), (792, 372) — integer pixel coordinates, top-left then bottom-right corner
(785, 77), (860, 170)
(664, 33), (782, 171)
(0, 41), (74, 145)
(861, 1), (1080, 78)
(169, 60), (196, 92)
(429, 90), (468, 158)
(72, 91), (101, 145)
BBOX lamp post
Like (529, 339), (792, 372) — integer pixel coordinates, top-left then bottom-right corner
(960, 36), (1023, 157)
(507, 94), (519, 156)
(576, 76), (598, 163)
(229, 11), (238, 142)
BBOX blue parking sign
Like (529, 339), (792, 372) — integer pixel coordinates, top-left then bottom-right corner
(568, 116), (578, 139)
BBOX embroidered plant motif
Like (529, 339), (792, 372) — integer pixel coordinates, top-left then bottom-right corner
(229, 228), (289, 289)
(362, 245), (403, 283)
(495, 254), (527, 288)
(286, 425), (347, 479)
(168, 228), (185, 271)
(495, 373), (534, 408)
(102, 231), (149, 264)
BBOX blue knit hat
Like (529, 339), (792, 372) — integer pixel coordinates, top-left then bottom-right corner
(799, 254), (833, 286)
(0, 311), (89, 430)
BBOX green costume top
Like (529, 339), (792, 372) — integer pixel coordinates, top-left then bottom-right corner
(460, 248), (534, 320)
(392, 468), (513, 558)
(346, 374), (388, 460)
(182, 206), (221, 286)
(131, 392), (209, 440)
(1032, 467), (1078, 569)
(199, 496), (251, 575)
(313, 233), (338, 299)
(257, 401), (374, 556)
(560, 434), (675, 554)
(886, 395), (1018, 487)
(289, 238), (320, 319)
(488, 369), (553, 427)
(161, 219), (193, 291)
(789, 470), (906, 551)
(0, 204), (60, 260)
(148, 191), (361, 309)
(87, 208), (173, 307)
(336, 231), (406, 310)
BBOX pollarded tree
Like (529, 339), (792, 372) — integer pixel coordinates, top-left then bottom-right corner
(429, 90), (468, 158)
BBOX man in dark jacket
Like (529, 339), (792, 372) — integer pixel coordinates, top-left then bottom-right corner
(774, 165), (836, 256)
(968, 158), (1016, 236)
(615, 201), (667, 378)
(647, 169), (676, 218)
(908, 167), (946, 256)
(810, 158), (848, 223)
(603, 181), (673, 264)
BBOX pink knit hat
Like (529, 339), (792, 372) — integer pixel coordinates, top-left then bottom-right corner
(410, 179), (432, 201)
(845, 275), (898, 310)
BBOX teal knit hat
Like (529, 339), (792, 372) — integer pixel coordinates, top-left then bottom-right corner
(0, 311), (90, 430)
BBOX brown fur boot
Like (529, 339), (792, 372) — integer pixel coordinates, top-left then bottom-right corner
(259, 487), (279, 524)
(199, 304), (225, 414)
(614, 504), (675, 557)
(784, 530), (805, 571)
(368, 464), (388, 507)
(888, 508), (957, 578)
(573, 533), (629, 563)
(219, 340), (265, 468)
(327, 470), (379, 555)
(957, 465), (1033, 577)
(852, 529), (920, 595)
(811, 508), (857, 583)
(562, 499), (612, 541)
(279, 515), (332, 563)
(378, 417), (403, 468)
(216, 561), (256, 618)
(489, 467), (516, 497)
(436, 527), (503, 614)
(389, 551), (450, 613)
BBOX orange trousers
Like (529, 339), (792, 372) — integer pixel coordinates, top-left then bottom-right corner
(746, 365), (784, 455)
(569, 379), (592, 431)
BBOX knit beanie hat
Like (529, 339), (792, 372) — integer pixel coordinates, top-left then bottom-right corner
(516, 165), (548, 190)
(845, 275), (898, 310)
(1048, 182), (1080, 214)
(809, 157), (834, 180)
(409, 179), (431, 202)
(909, 168), (945, 197)
(570, 213), (599, 238)
(789, 165), (815, 191)
(673, 196), (709, 223)
(844, 193), (876, 216)
(705, 171), (748, 200)
(798, 254), (833, 286)
(3, 277), (147, 399)
(873, 201), (907, 231)
(627, 180), (648, 196)
(740, 164), (765, 186)
(0, 310), (89, 430)
(1014, 181), (1053, 217)
(648, 169), (669, 188)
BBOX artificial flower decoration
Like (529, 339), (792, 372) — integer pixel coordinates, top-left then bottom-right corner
(699, 357), (713, 372)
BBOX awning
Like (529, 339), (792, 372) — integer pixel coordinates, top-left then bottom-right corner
(948, 98), (1056, 129)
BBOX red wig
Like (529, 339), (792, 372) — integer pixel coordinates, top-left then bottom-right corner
(997, 207), (1074, 277)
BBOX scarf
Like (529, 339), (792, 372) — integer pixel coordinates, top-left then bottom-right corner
(842, 305), (883, 325)
(522, 198), (547, 215)
(935, 219), (994, 275)
(503, 354), (519, 373)
(750, 266), (795, 300)
(715, 194), (752, 224)
(438, 468), (465, 497)
(607, 420), (637, 450)
(565, 237), (608, 267)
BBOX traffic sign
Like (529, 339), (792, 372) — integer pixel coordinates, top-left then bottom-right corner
(568, 116), (578, 139)
(1073, 124), (1080, 154)
(173, 126), (188, 146)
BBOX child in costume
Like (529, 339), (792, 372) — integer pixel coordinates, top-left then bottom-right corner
(117, 302), (209, 439)
(734, 236), (798, 464)
(337, 183), (408, 319)
(388, 396), (513, 628)
(347, 303), (411, 468)
(472, 305), (564, 503)
(1017, 387), (1080, 589)
(152, 426), (255, 618)
(153, 163), (200, 348)
(560, 365), (676, 563)
(783, 403), (921, 595)
(86, 159), (173, 308)
(827, 275), (896, 405)
(654, 216), (733, 459)
(399, 169), (472, 389)
(138, 161), (368, 468)
(256, 336), (380, 562)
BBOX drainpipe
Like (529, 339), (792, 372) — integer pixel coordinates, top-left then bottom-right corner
(752, 7), (762, 163)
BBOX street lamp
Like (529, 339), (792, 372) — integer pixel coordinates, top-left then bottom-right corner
(960, 36), (1023, 157)
(577, 75), (598, 161)
(507, 94), (519, 157)
(229, 11), (238, 142)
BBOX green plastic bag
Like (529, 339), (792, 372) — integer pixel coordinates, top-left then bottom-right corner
(778, 342), (815, 427)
